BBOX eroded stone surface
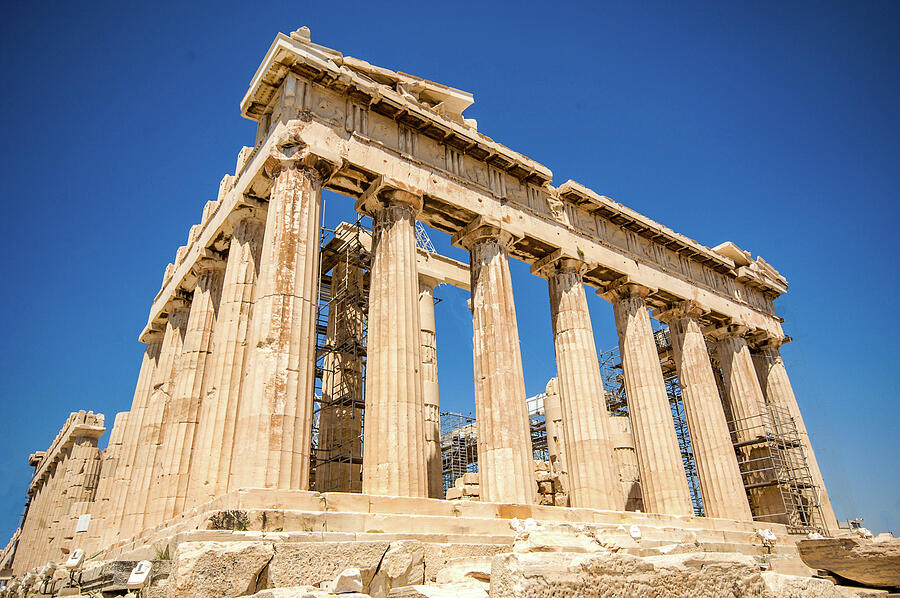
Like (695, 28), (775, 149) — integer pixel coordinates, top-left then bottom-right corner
(797, 537), (900, 588)
(171, 541), (274, 598)
(267, 541), (390, 591)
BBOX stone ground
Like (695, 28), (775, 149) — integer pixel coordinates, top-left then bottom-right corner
(9, 522), (897, 598)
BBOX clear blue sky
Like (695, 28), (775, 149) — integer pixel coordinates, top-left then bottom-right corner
(1, 1), (897, 539)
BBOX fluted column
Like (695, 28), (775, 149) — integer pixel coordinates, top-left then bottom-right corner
(536, 256), (622, 510)
(361, 188), (427, 497)
(86, 411), (128, 553)
(149, 263), (224, 525)
(657, 302), (752, 521)
(187, 212), (266, 506)
(753, 342), (840, 532)
(101, 335), (162, 548)
(453, 219), (535, 505)
(600, 281), (692, 516)
(124, 303), (189, 538)
(230, 163), (322, 491)
(542, 378), (567, 475)
(712, 326), (768, 438)
(419, 279), (443, 499)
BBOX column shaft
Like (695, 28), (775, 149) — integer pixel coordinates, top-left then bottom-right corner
(150, 267), (224, 525)
(542, 379), (568, 475)
(231, 165), (320, 490)
(459, 227), (535, 505)
(546, 266), (622, 510)
(101, 337), (162, 548)
(362, 195), (427, 497)
(604, 284), (692, 515)
(187, 215), (265, 506)
(86, 411), (128, 553)
(753, 347), (840, 532)
(715, 333), (767, 434)
(665, 309), (752, 520)
(124, 305), (189, 538)
(419, 282), (443, 499)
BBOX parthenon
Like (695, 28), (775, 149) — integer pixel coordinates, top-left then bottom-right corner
(5, 25), (891, 598)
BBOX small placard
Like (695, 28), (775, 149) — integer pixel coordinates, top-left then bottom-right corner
(75, 514), (91, 533)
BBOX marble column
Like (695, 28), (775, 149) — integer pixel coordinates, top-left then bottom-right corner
(538, 257), (622, 510)
(187, 213), (266, 506)
(600, 282), (692, 516)
(100, 335), (162, 548)
(150, 263), (224, 525)
(453, 220), (535, 505)
(230, 163), (321, 491)
(86, 411), (128, 553)
(125, 303), (189, 538)
(361, 189), (427, 497)
(657, 302), (752, 521)
(419, 279), (444, 499)
(753, 342), (840, 532)
(712, 326), (768, 439)
(316, 251), (365, 493)
(542, 378), (568, 475)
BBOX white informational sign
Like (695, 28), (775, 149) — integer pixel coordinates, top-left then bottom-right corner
(75, 514), (91, 533)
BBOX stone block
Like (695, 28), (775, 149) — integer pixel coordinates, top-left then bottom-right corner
(490, 551), (768, 597)
(171, 541), (274, 598)
(797, 537), (900, 588)
(421, 543), (511, 582)
(760, 571), (860, 597)
(445, 488), (462, 500)
(267, 541), (389, 591)
(433, 556), (492, 584)
(537, 481), (553, 494)
(387, 581), (488, 597)
(369, 541), (424, 598)
(330, 567), (364, 593)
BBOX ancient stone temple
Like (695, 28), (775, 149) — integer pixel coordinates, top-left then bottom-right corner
(5, 26), (891, 598)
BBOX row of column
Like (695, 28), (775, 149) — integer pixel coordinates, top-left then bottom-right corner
(92, 161), (836, 554)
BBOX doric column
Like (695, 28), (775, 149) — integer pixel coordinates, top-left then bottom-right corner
(657, 302), (752, 521)
(711, 325), (768, 438)
(86, 411), (128, 553)
(600, 281), (692, 516)
(359, 185), (427, 497)
(453, 218), (535, 505)
(753, 340), (840, 532)
(150, 262), (224, 525)
(123, 302), (189, 538)
(187, 211), (266, 507)
(534, 254), (622, 510)
(100, 335), (161, 549)
(419, 279), (443, 499)
(230, 160), (324, 491)
(542, 378), (567, 475)
(316, 244), (365, 493)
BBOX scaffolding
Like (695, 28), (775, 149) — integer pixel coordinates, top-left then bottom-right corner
(439, 397), (551, 492)
(311, 219), (370, 492)
(600, 322), (827, 533)
(727, 402), (826, 534)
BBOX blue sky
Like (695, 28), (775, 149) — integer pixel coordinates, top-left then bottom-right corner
(1, 1), (897, 540)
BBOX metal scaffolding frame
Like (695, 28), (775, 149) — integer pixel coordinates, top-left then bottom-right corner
(311, 218), (370, 492)
(727, 402), (827, 534)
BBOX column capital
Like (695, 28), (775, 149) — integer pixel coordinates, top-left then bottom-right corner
(597, 277), (656, 304)
(705, 320), (751, 341)
(226, 200), (267, 228)
(530, 249), (590, 279)
(654, 300), (709, 325)
(355, 175), (423, 217)
(750, 333), (792, 351)
(451, 216), (521, 251)
(193, 248), (227, 276)
(263, 124), (341, 185)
